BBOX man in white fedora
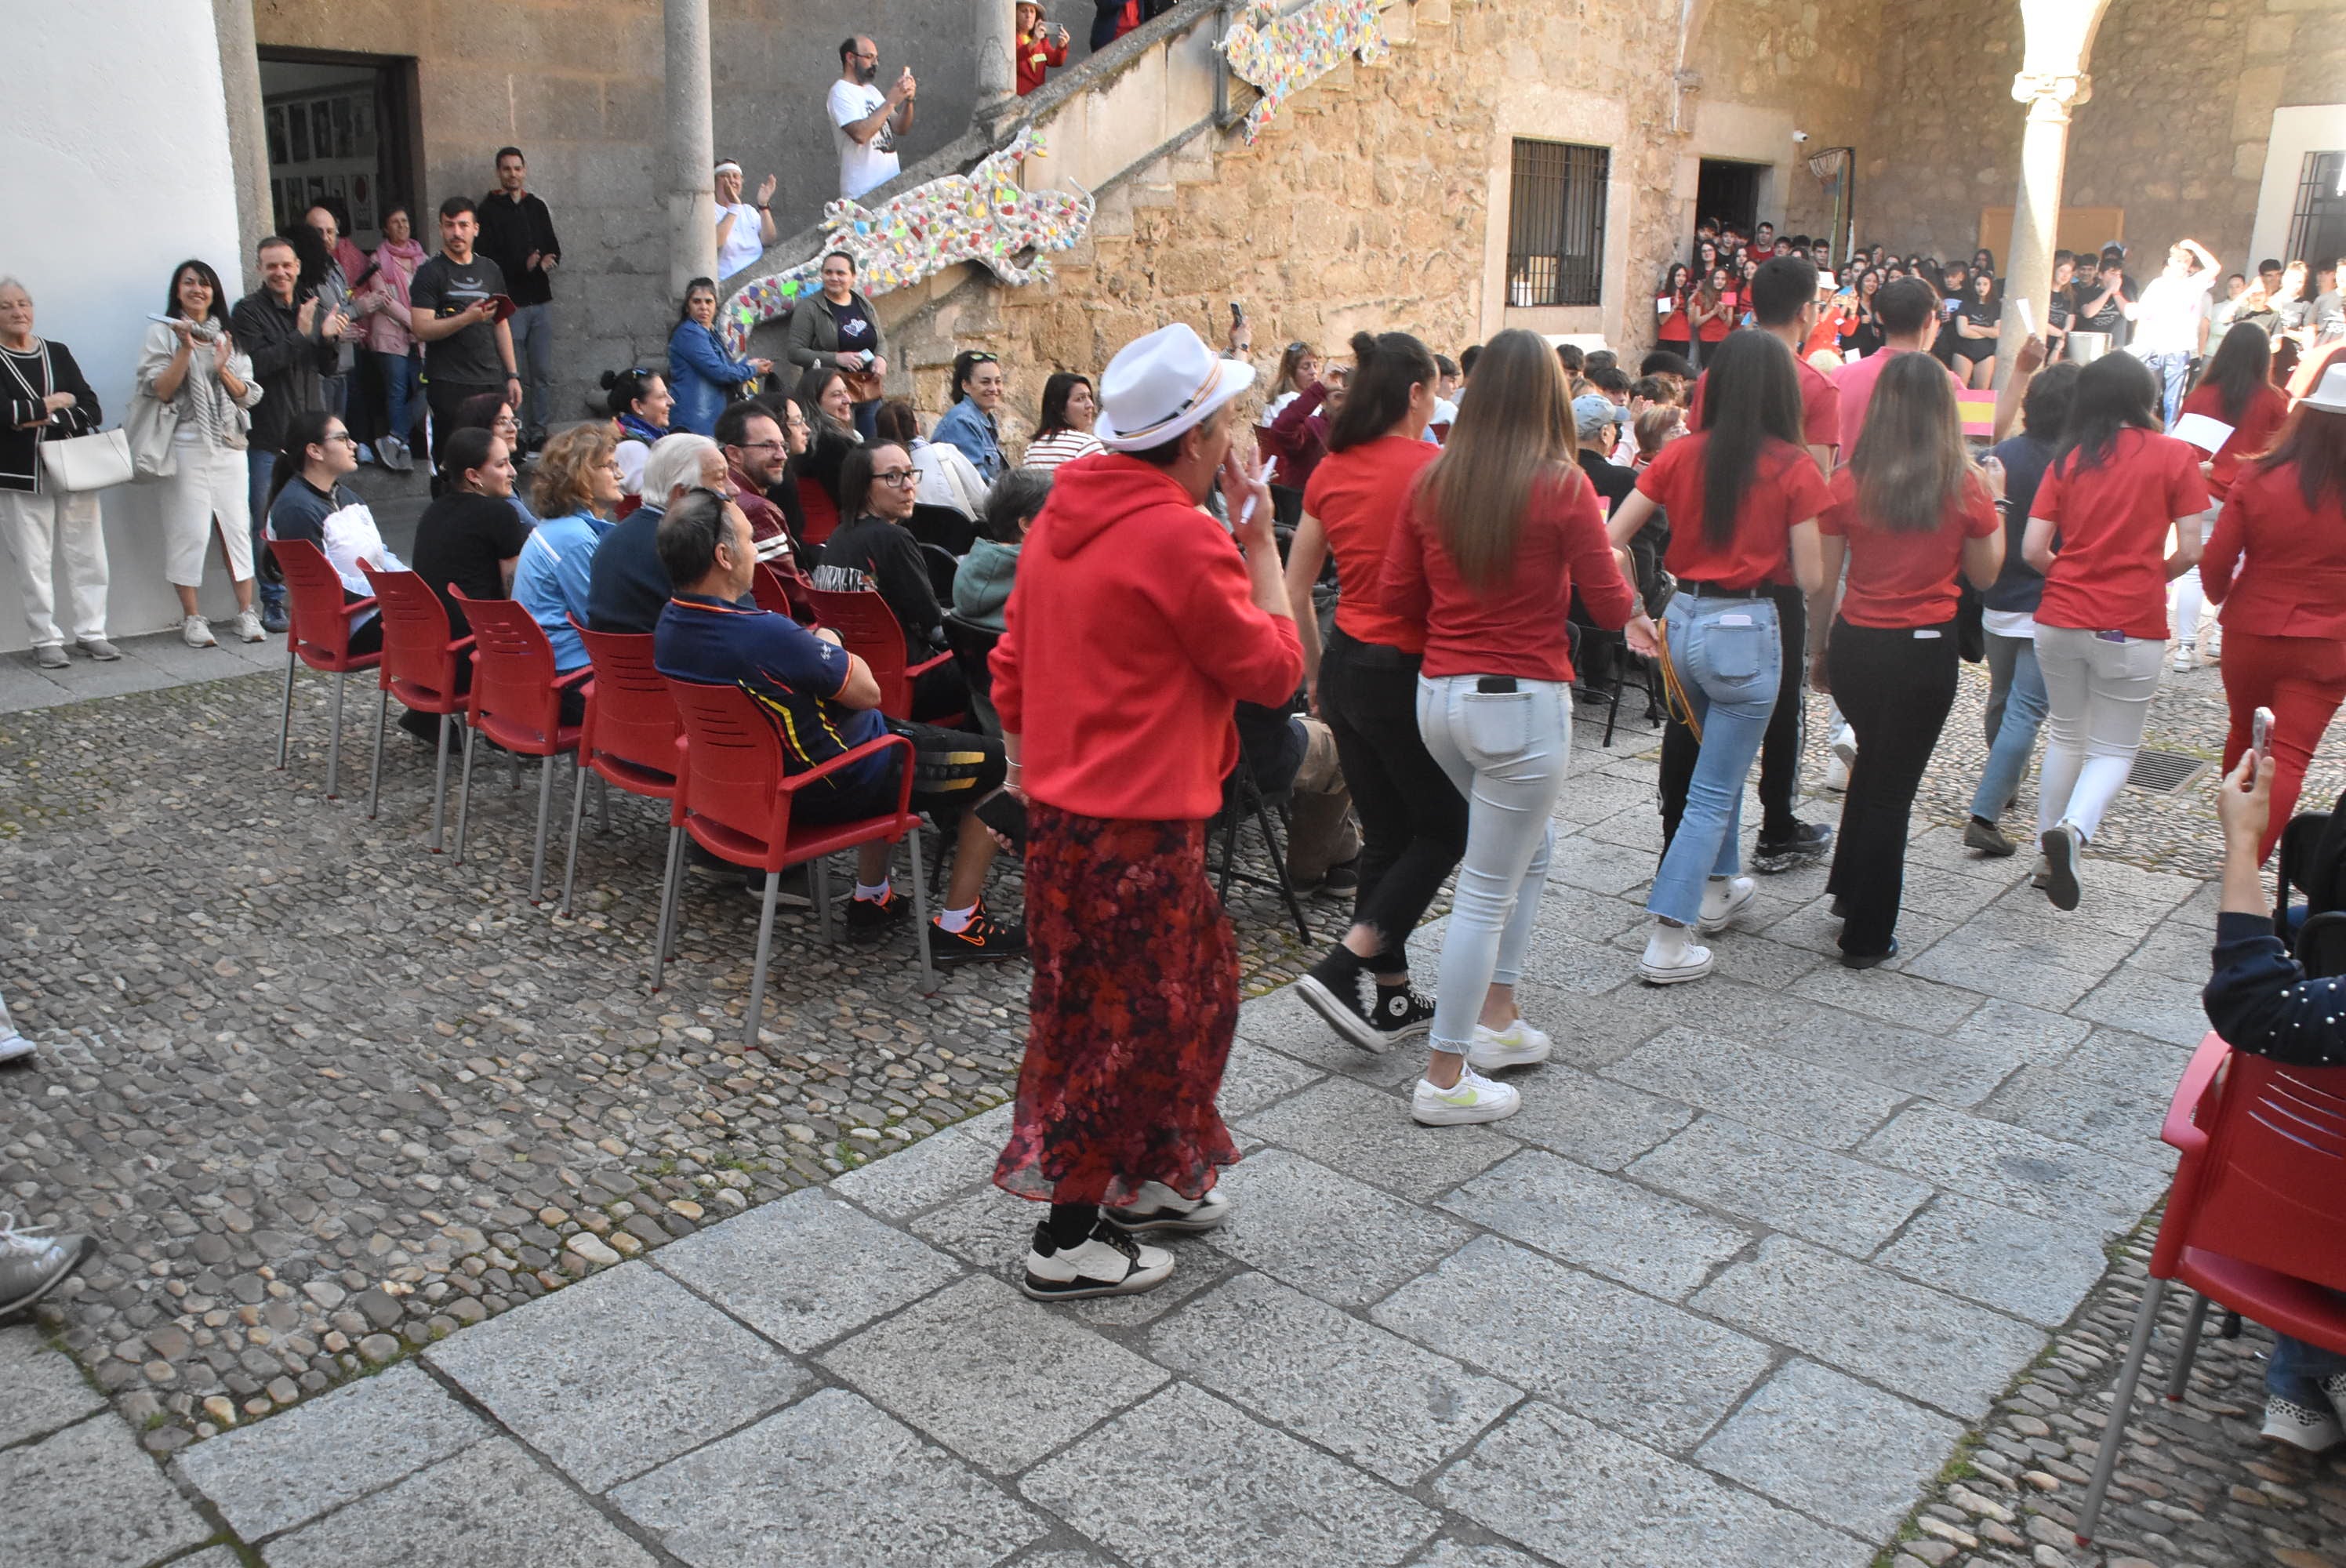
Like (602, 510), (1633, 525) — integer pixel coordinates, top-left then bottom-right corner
(986, 323), (1303, 1302)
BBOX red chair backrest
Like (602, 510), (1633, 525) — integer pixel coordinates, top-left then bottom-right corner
(448, 589), (565, 752)
(2166, 1050), (2346, 1297)
(750, 564), (795, 619)
(273, 537), (364, 662)
(805, 587), (914, 718)
(797, 477), (840, 549)
(575, 623), (681, 789)
(359, 564), (467, 709)
(666, 677), (791, 858)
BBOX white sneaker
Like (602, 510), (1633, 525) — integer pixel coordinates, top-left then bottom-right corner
(1019, 1220), (1174, 1301)
(2040, 821), (2083, 911)
(1698, 874), (1758, 933)
(0, 1032), (32, 1065)
(2263, 1395), (2344, 1453)
(2029, 854), (2052, 889)
(233, 608), (267, 644)
(1412, 1065), (1522, 1125)
(1822, 755), (1849, 792)
(1639, 922), (1712, 985)
(1468, 1018), (1552, 1072)
(2172, 641), (2195, 673)
(181, 614), (217, 648)
(1106, 1181), (1231, 1234)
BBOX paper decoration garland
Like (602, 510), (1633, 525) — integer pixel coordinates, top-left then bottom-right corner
(1216, 0), (1389, 144)
(720, 129), (1095, 356)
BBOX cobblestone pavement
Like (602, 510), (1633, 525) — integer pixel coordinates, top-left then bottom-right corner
(2, 640), (2340, 1567)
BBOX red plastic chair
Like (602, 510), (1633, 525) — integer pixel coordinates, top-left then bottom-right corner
(804, 586), (961, 725)
(447, 589), (590, 903)
(560, 623), (682, 917)
(657, 678), (932, 1047)
(2076, 1033), (2346, 1543)
(358, 564), (474, 851)
(271, 537), (381, 800)
(797, 476), (839, 549)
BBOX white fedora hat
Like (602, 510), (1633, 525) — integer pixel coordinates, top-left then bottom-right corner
(2303, 360), (2346, 416)
(1095, 324), (1256, 452)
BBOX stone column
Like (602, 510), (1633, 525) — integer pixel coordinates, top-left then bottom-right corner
(211, 0), (273, 292)
(1999, 71), (2090, 377)
(665, 0), (718, 301)
(973, 0), (1017, 121)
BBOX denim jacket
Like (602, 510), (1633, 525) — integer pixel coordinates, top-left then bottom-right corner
(930, 397), (1005, 485)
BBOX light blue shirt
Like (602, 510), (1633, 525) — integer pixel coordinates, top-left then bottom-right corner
(514, 509), (612, 671)
(930, 397), (1005, 484)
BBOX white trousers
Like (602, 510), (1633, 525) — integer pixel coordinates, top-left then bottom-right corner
(2034, 623), (2165, 841)
(0, 485), (108, 648)
(158, 435), (255, 587)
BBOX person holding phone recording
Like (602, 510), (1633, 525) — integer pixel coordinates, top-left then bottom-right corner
(408, 196), (521, 472)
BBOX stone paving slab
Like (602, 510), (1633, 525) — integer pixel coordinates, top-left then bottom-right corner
(1237, 1075), (1516, 1203)
(0, 1408), (214, 1568)
(1208, 1147), (1473, 1308)
(1858, 1102), (2172, 1231)
(1602, 1025), (1906, 1149)
(1692, 1356), (1966, 1539)
(1629, 1112), (1935, 1256)
(1437, 1146), (1749, 1299)
(0, 1322), (107, 1446)
(1871, 1194), (2116, 1329)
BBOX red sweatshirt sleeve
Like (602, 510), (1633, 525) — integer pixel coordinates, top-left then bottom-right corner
(1376, 492), (1434, 625)
(2201, 485), (2247, 604)
(1168, 523), (1306, 708)
(1560, 474), (1636, 629)
(990, 567), (1026, 734)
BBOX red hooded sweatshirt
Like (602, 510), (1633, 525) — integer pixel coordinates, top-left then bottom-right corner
(991, 453), (1304, 820)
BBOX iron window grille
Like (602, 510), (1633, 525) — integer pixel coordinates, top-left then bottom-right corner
(1508, 140), (1609, 308)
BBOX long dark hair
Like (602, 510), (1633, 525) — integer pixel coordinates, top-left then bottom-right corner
(1416, 328), (1581, 592)
(439, 426), (500, 489)
(600, 367), (666, 421)
(266, 409), (341, 516)
(2256, 405), (2346, 514)
(1849, 352), (1971, 535)
(1033, 372), (1091, 440)
(2056, 354), (2161, 476)
(677, 277), (719, 325)
(1329, 331), (1436, 452)
(839, 441), (909, 521)
(1692, 330), (1805, 546)
(162, 259), (231, 328)
(1661, 263), (1692, 299)
(795, 365), (852, 438)
(2201, 321), (2272, 426)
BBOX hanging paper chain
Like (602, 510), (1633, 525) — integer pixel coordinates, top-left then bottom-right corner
(1216, 0), (1389, 145)
(721, 129), (1095, 355)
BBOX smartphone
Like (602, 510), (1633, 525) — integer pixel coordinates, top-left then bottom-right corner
(973, 789), (1027, 851)
(2253, 706), (2274, 760)
(1229, 301), (1246, 328)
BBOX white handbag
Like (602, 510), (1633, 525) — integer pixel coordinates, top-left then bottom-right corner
(2, 342), (133, 492)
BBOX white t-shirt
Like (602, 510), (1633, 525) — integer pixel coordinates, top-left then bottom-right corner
(716, 201), (764, 278)
(829, 79), (900, 200)
(2130, 270), (2214, 358)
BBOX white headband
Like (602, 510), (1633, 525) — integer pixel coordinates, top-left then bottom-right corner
(714, 161), (743, 177)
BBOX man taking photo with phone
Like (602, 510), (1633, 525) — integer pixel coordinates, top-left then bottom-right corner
(407, 196), (521, 470)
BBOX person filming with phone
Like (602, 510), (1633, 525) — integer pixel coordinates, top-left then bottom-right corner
(407, 196), (522, 472)
(830, 35), (917, 201)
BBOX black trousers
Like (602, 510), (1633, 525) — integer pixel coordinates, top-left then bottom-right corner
(1659, 583), (1807, 849)
(1824, 618), (1958, 957)
(423, 377), (501, 474)
(1317, 630), (1467, 975)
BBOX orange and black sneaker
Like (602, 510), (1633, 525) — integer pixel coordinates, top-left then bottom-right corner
(932, 906), (1028, 964)
(846, 887), (910, 934)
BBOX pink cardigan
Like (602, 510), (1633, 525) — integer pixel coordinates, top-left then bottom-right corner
(361, 239), (425, 355)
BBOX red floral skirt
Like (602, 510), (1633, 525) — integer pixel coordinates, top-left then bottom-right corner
(992, 804), (1241, 1207)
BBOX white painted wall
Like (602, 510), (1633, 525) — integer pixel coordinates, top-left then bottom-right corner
(0, 3), (247, 652)
(2250, 105), (2346, 272)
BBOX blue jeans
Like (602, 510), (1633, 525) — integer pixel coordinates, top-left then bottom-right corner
(1648, 592), (1781, 926)
(374, 349), (419, 446)
(1414, 673), (1570, 1054)
(245, 449), (281, 611)
(1970, 630), (2049, 821)
(509, 303), (554, 440)
(2144, 350), (2192, 428)
(2269, 1323), (2346, 1407)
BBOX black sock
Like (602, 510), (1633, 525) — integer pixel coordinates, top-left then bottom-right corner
(1046, 1202), (1098, 1249)
(1316, 943), (1367, 980)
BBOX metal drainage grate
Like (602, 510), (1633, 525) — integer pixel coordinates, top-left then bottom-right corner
(2126, 749), (2210, 796)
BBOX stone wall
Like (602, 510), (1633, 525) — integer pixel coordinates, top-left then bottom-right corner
(1687, 0), (1885, 243)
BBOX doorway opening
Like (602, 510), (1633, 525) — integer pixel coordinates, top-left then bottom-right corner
(256, 49), (420, 250)
(1694, 159), (1764, 248)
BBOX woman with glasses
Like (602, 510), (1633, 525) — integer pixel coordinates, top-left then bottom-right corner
(514, 423), (623, 706)
(785, 251), (886, 442)
(932, 349), (1008, 485)
(667, 275), (772, 436)
(808, 441), (968, 720)
(263, 409), (402, 657)
(137, 258), (265, 648)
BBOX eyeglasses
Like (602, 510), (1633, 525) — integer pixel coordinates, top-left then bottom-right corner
(323, 431), (359, 447)
(873, 469), (918, 488)
(733, 440), (786, 455)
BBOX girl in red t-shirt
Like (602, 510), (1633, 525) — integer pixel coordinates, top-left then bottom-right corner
(2172, 321), (2288, 670)
(2025, 354), (2213, 909)
(1657, 263), (1694, 354)
(1691, 267), (1735, 361)
(1606, 331), (1831, 983)
(1814, 354), (2006, 964)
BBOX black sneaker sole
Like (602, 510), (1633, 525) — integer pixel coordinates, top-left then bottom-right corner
(931, 940), (1027, 965)
(1297, 974), (1385, 1052)
(1751, 843), (1828, 874)
(1018, 1264), (1171, 1300)
(2040, 829), (2081, 911)
(0, 1235), (98, 1319)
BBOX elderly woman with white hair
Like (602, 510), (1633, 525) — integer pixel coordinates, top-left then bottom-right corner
(0, 276), (111, 667)
(586, 431), (731, 634)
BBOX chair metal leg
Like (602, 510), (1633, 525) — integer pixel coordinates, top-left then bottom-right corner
(507, 747), (520, 791)
(560, 756), (592, 916)
(906, 824), (935, 991)
(1217, 810), (1240, 903)
(528, 753), (557, 902)
(743, 869), (783, 1049)
(652, 825), (685, 991)
(814, 855), (835, 944)
(326, 669), (348, 799)
(1253, 793), (1312, 942)
(365, 684), (387, 819)
(278, 648), (296, 769)
(428, 715), (452, 854)
(2076, 1275), (2168, 1546)
(452, 724), (478, 865)
(1603, 670), (1623, 746)
(2165, 1291), (2212, 1401)
(597, 774), (611, 834)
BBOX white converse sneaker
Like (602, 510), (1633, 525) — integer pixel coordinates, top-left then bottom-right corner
(2172, 641), (2196, 673)
(2262, 1394), (2344, 1453)
(233, 608), (267, 643)
(1412, 1065), (1522, 1125)
(1698, 874), (1758, 933)
(1467, 1018), (1552, 1072)
(181, 615), (217, 648)
(1106, 1181), (1231, 1234)
(1019, 1219), (1174, 1301)
(1639, 921), (1713, 985)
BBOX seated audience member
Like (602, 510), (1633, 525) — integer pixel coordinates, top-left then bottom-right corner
(514, 423), (621, 691)
(1572, 394), (1636, 515)
(411, 426), (527, 638)
(1232, 695), (1361, 895)
(794, 365), (862, 546)
(586, 432), (729, 633)
(603, 367), (673, 509)
(715, 397), (803, 562)
(265, 409), (401, 656)
(874, 398), (988, 519)
(953, 466), (1050, 636)
(811, 441), (968, 720)
(652, 488), (1024, 960)
(931, 350), (1009, 484)
(2203, 749), (2346, 1451)
(1022, 372), (1106, 470)
(443, 392), (540, 526)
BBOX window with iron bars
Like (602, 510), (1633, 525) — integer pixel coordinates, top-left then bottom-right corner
(1508, 140), (1609, 308)
(2287, 151), (2346, 270)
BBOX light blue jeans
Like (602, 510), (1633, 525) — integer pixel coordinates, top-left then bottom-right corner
(2270, 1323), (2346, 1408)
(246, 449), (281, 612)
(1648, 593), (1781, 926)
(1970, 630), (2050, 821)
(1415, 673), (1571, 1054)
